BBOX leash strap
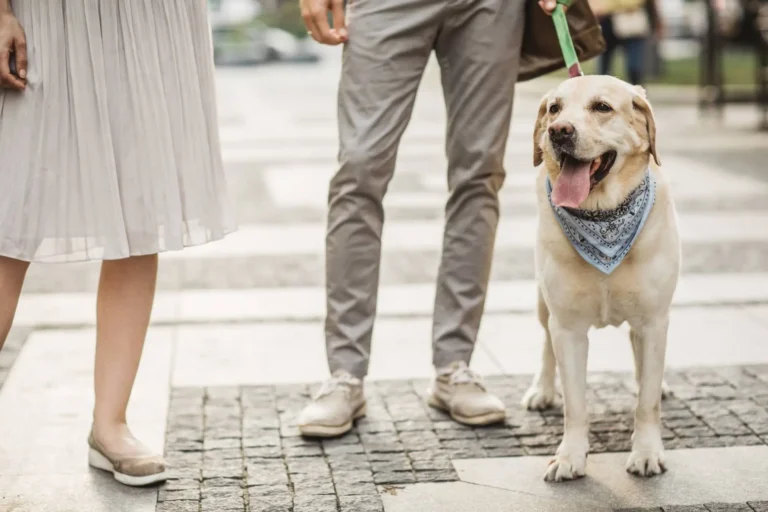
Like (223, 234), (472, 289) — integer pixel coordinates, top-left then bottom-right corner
(552, 0), (583, 78)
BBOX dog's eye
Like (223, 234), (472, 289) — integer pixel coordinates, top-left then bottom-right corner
(548, 103), (560, 115)
(594, 102), (613, 113)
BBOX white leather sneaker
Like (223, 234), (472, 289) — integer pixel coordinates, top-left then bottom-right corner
(428, 361), (506, 426)
(298, 371), (367, 438)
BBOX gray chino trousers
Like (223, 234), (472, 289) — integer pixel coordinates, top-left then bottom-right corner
(326, 0), (526, 379)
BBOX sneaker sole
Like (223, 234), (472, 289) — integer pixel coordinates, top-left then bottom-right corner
(298, 403), (367, 438)
(427, 393), (506, 426)
(88, 448), (168, 487)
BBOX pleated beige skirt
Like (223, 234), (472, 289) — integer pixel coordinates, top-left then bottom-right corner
(0, 0), (235, 262)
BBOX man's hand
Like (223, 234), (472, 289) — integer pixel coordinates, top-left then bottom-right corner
(539, 0), (568, 16)
(0, 11), (27, 90)
(300, 0), (348, 46)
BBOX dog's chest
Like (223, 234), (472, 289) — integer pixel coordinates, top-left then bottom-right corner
(540, 242), (678, 329)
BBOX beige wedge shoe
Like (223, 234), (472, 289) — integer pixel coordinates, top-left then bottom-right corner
(88, 431), (168, 487)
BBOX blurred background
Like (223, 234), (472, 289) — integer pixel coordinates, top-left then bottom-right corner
(206, 0), (767, 89)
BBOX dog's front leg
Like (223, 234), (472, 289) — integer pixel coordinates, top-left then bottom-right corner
(544, 316), (589, 482)
(626, 316), (669, 477)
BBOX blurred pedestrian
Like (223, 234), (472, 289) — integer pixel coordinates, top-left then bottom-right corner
(295, 0), (602, 437)
(0, 0), (234, 486)
(591, 0), (663, 85)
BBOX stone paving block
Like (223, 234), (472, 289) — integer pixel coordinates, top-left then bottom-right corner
(163, 478), (201, 492)
(157, 502), (201, 512)
(246, 462), (290, 486)
(294, 495), (338, 512)
(335, 480), (378, 496)
(159, 489), (200, 502)
(373, 471), (415, 485)
(247, 484), (293, 496)
(249, 493), (293, 512)
(339, 494), (385, 512)
(291, 473), (336, 495)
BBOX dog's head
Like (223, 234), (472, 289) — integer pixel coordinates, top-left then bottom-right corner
(533, 75), (659, 209)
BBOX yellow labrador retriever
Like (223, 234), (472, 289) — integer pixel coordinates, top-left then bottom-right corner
(521, 76), (681, 482)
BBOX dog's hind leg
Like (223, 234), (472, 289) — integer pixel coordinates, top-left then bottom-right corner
(630, 327), (670, 400)
(522, 287), (558, 410)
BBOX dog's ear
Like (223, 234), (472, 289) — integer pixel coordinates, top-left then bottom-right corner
(632, 87), (660, 166)
(533, 94), (549, 167)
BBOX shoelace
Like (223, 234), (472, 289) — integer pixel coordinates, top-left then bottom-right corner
(313, 373), (359, 400)
(448, 363), (486, 391)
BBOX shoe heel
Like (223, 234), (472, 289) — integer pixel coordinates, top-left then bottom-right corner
(88, 448), (114, 472)
(354, 403), (367, 420)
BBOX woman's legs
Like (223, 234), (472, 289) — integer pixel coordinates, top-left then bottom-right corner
(0, 257), (30, 351)
(92, 254), (159, 454)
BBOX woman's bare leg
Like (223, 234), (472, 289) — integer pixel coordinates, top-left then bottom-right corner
(0, 256), (30, 351)
(91, 254), (158, 454)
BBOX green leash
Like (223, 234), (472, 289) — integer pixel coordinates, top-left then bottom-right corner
(552, 0), (583, 78)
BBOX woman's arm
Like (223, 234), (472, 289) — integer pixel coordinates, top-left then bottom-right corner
(0, 1), (11, 14)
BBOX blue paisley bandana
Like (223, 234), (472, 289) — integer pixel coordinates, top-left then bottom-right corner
(545, 170), (657, 274)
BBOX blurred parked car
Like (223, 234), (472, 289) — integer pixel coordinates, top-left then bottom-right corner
(212, 21), (319, 66)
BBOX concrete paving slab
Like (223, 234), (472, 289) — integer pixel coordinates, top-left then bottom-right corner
(380, 481), (573, 512)
(0, 328), (172, 510)
(0, 473), (157, 512)
(450, 447), (768, 511)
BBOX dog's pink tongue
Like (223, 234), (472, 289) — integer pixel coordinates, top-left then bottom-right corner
(552, 156), (591, 208)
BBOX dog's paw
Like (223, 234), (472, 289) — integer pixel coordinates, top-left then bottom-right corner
(544, 452), (587, 482)
(521, 385), (557, 411)
(626, 449), (667, 477)
(661, 380), (672, 400)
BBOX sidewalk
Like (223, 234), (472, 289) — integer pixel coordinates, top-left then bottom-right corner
(2, 52), (768, 512)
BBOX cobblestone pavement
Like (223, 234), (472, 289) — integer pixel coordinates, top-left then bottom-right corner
(158, 366), (768, 512)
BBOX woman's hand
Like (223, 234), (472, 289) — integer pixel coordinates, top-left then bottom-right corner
(0, 10), (27, 90)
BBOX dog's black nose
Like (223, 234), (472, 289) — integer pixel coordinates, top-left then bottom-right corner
(548, 122), (575, 145)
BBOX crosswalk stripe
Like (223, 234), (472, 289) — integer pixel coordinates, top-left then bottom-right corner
(13, 273), (768, 328)
(160, 210), (768, 259)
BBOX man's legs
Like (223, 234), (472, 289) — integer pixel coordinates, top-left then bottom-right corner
(325, 0), (444, 379)
(300, 0), (445, 437)
(432, 0), (526, 368)
(426, 0), (526, 426)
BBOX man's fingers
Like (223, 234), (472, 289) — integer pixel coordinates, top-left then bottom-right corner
(14, 36), (27, 80)
(0, 47), (24, 90)
(538, 0), (562, 15)
(330, 0), (347, 40)
(312, 6), (340, 45)
(301, 8), (322, 43)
